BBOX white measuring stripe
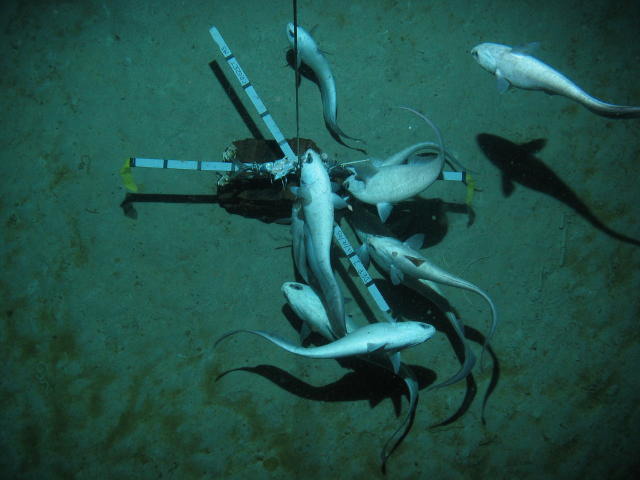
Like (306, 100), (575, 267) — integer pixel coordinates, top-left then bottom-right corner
(441, 171), (465, 182)
(130, 157), (234, 172)
(131, 155), (465, 182)
(209, 26), (298, 172)
(333, 224), (391, 314)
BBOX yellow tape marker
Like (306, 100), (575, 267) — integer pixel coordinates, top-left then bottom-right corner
(465, 173), (475, 206)
(120, 158), (138, 192)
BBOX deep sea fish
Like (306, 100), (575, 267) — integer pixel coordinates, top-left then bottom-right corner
(291, 149), (348, 337)
(343, 107), (445, 222)
(214, 321), (436, 373)
(364, 234), (498, 362)
(290, 200), (309, 283)
(476, 133), (640, 247)
(281, 280), (420, 471)
(471, 42), (640, 118)
(281, 281), (358, 341)
(286, 22), (364, 145)
(353, 222), (477, 387)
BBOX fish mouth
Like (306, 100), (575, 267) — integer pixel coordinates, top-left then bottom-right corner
(286, 23), (295, 40)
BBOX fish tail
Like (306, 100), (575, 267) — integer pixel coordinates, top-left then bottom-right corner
(215, 329), (306, 356)
(585, 99), (640, 118)
(396, 106), (445, 170)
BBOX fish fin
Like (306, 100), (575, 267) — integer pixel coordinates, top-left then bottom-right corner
(381, 311), (397, 323)
(356, 243), (370, 268)
(501, 173), (515, 196)
(352, 163), (378, 181)
(290, 185), (312, 205)
(377, 202), (393, 223)
(404, 255), (425, 267)
(521, 138), (547, 154)
(371, 157), (384, 168)
(495, 72), (510, 93)
(330, 182), (340, 192)
(407, 154), (435, 166)
(299, 323), (311, 344)
(404, 233), (425, 250)
(390, 263), (404, 285)
(332, 193), (349, 210)
(512, 42), (540, 55)
(366, 342), (387, 353)
(389, 352), (401, 374)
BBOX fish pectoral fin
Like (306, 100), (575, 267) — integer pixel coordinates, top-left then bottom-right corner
(390, 263), (404, 285)
(404, 233), (425, 250)
(501, 173), (515, 197)
(332, 193), (349, 210)
(377, 202), (393, 223)
(366, 342), (387, 353)
(291, 185), (312, 205)
(495, 72), (510, 93)
(299, 323), (312, 344)
(356, 243), (370, 268)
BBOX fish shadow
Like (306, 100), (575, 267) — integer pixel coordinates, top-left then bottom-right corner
(216, 360), (434, 416)
(476, 133), (640, 247)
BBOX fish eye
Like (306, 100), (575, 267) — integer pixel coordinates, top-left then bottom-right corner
(291, 283), (303, 291)
(305, 153), (313, 164)
(471, 49), (478, 58)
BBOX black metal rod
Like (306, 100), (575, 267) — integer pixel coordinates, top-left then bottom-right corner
(292, 0), (301, 169)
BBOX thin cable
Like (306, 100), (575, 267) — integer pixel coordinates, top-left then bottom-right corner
(292, 0), (301, 170)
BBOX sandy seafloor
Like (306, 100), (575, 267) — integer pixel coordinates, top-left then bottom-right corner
(1, 0), (639, 478)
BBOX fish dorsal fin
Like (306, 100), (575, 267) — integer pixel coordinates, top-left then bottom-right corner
(404, 255), (425, 267)
(520, 138), (547, 154)
(404, 233), (424, 250)
(353, 163), (379, 182)
(512, 42), (540, 55)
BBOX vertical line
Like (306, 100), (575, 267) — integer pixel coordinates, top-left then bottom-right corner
(292, 0), (301, 171)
